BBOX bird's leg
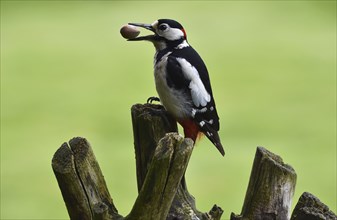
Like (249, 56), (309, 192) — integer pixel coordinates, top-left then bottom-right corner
(142, 99), (174, 130)
(147, 96), (161, 104)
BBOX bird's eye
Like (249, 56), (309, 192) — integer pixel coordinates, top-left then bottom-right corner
(159, 24), (168, 31)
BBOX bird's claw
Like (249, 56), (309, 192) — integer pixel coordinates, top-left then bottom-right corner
(147, 96), (160, 104)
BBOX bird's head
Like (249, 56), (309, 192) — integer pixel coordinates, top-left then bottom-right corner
(128, 19), (187, 50)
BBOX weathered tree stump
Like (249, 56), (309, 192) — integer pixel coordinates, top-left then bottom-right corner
(52, 103), (223, 220)
(52, 103), (336, 220)
(231, 146), (297, 220)
(291, 192), (337, 220)
(52, 138), (122, 220)
(126, 133), (193, 220)
(130, 103), (178, 191)
(130, 103), (223, 220)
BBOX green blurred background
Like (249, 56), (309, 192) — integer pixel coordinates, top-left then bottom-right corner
(1, 1), (336, 219)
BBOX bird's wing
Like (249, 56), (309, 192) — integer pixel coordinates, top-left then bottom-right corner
(166, 54), (224, 155)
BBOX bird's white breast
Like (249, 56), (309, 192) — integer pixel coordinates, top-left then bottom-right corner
(154, 52), (192, 119)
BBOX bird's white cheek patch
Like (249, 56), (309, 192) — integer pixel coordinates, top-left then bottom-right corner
(161, 28), (185, 41)
(176, 58), (211, 107)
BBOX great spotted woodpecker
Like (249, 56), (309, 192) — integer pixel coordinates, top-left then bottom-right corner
(128, 19), (225, 156)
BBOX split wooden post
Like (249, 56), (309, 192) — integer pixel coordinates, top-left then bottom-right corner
(125, 133), (194, 220)
(130, 103), (224, 220)
(52, 103), (223, 220)
(291, 192), (337, 220)
(52, 103), (336, 220)
(52, 138), (122, 220)
(231, 146), (297, 220)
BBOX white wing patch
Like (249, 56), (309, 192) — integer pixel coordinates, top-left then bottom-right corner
(176, 58), (211, 107)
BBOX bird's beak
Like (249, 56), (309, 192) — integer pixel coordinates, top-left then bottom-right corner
(127, 23), (156, 41)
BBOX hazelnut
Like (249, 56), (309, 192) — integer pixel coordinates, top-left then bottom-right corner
(120, 25), (140, 39)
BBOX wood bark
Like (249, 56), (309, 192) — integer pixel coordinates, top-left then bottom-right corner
(130, 103), (224, 220)
(131, 103), (178, 191)
(52, 103), (336, 220)
(290, 192), (337, 220)
(126, 133), (194, 220)
(52, 104), (223, 220)
(52, 142), (92, 219)
(52, 137), (122, 220)
(231, 146), (297, 220)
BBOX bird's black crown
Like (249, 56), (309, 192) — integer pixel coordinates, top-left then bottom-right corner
(158, 19), (184, 30)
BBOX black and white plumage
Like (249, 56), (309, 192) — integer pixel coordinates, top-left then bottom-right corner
(128, 19), (225, 156)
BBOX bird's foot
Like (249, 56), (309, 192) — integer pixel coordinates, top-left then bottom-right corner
(147, 96), (160, 104)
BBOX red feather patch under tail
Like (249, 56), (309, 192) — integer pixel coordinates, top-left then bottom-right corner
(179, 119), (225, 156)
(178, 119), (202, 145)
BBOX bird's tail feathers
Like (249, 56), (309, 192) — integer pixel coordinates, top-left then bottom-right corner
(179, 119), (225, 156)
(203, 126), (225, 156)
